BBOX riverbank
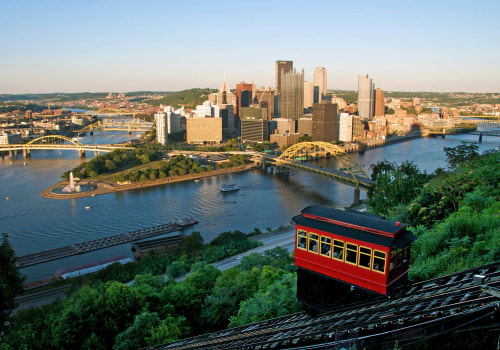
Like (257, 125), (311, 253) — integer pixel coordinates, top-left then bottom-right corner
(41, 163), (259, 199)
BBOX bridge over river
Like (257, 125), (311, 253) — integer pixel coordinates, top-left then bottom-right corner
(260, 142), (374, 204)
(0, 135), (132, 158)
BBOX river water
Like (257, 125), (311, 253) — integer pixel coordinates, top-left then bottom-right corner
(1, 128), (498, 282)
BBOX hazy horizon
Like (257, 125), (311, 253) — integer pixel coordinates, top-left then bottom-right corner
(2, 0), (499, 94)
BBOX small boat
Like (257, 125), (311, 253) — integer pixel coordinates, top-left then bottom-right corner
(175, 217), (199, 227)
(220, 184), (239, 192)
(194, 179), (200, 183)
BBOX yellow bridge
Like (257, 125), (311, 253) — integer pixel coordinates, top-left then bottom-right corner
(261, 142), (373, 204)
(77, 118), (154, 134)
(0, 135), (133, 158)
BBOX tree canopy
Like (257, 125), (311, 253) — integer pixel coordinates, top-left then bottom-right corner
(0, 233), (25, 331)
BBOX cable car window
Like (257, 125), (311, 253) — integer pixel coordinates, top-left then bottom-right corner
(373, 251), (386, 273)
(297, 230), (307, 250)
(389, 248), (397, 270)
(346, 243), (358, 265)
(308, 233), (319, 253)
(359, 246), (371, 269)
(333, 240), (344, 261)
(320, 237), (331, 257)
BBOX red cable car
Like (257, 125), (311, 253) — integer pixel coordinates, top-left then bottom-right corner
(293, 205), (418, 313)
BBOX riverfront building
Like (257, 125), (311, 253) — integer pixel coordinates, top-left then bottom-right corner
(240, 106), (269, 143)
(339, 113), (353, 142)
(186, 117), (223, 145)
(154, 112), (168, 145)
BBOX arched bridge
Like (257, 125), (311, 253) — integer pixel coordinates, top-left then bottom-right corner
(0, 135), (132, 158)
(262, 142), (373, 202)
(77, 118), (153, 133)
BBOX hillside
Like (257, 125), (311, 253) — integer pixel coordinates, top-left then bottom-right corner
(145, 88), (218, 109)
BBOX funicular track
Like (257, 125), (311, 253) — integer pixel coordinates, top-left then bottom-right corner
(146, 262), (500, 349)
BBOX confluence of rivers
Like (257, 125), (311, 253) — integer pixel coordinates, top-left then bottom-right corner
(1, 129), (498, 282)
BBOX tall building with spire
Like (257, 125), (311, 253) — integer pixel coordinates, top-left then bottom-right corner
(275, 60), (293, 94)
(314, 67), (327, 101)
(358, 74), (375, 120)
(281, 68), (304, 122)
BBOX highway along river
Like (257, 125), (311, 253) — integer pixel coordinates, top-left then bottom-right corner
(1, 128), (498, 282)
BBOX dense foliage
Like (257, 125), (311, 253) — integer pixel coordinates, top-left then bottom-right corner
(0, 229), (295, 349)
(0, 234), (25, 332)
(367, 144), (500, 281)
(63, 148), (162, 180)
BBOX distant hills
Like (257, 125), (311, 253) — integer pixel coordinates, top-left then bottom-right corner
(1, 89), (499, 107)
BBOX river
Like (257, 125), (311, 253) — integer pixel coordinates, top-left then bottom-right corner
(1, 128), (498, 282)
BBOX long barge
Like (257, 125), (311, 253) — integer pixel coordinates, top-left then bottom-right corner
(15, 218), (198, 268)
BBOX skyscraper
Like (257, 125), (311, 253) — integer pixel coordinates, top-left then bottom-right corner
(236, 82), (253, 115)
(254, 86), (275, 120)
(304, 81), (315, 109)
(314, 67), (327, 101)
(312, 103), (338, 142)
(275, 60), (293, 94)
(358, 74), (374, 120)
(374, 88), (385, 117)
(281, 68), (304, 123)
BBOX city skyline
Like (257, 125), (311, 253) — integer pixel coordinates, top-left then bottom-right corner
(1, 0), (500, 94)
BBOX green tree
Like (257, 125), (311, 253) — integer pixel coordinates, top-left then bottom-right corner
(105, 159), (117, 171)
(0, 234), (25, 332)
(113, 312), (162, 350)
(367, 160), (430, 218)
(443, 141), (479, 171)
(228, 273), (300, 327)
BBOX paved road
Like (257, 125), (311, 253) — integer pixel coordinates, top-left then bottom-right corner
(14, 227), (296, 313)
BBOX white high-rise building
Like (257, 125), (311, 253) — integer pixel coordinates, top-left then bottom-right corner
(358, 74), (374, 120)
(162, 106), (182, 134)
(154, 112), (168, 145)
(195, 101), (219, 118)
(338, 113), (353, 142)
(314, 67), (327, 101)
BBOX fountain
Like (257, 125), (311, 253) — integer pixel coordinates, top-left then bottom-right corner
(62, 172), (81, 193)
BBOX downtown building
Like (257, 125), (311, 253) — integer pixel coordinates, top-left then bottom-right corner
(312, 103), (338, 142)
(358, 74), (375, 120)
(254, 86), (275, 120)
(281, 68), (304, 122)
(154, 112), (168, 145)
(314, 67), (328, 102)
(275, 60), (293, 94)
(236, 82), (254, 116)
(240, 106), (269, 143)
(374, 88), (385, 117)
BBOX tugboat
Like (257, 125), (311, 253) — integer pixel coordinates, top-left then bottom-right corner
(220, 184), (239, 192)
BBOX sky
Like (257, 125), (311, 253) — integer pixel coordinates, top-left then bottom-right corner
(1, 0), (499, 94)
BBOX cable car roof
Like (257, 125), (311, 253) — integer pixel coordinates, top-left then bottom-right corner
(293, 205), (418, 248)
